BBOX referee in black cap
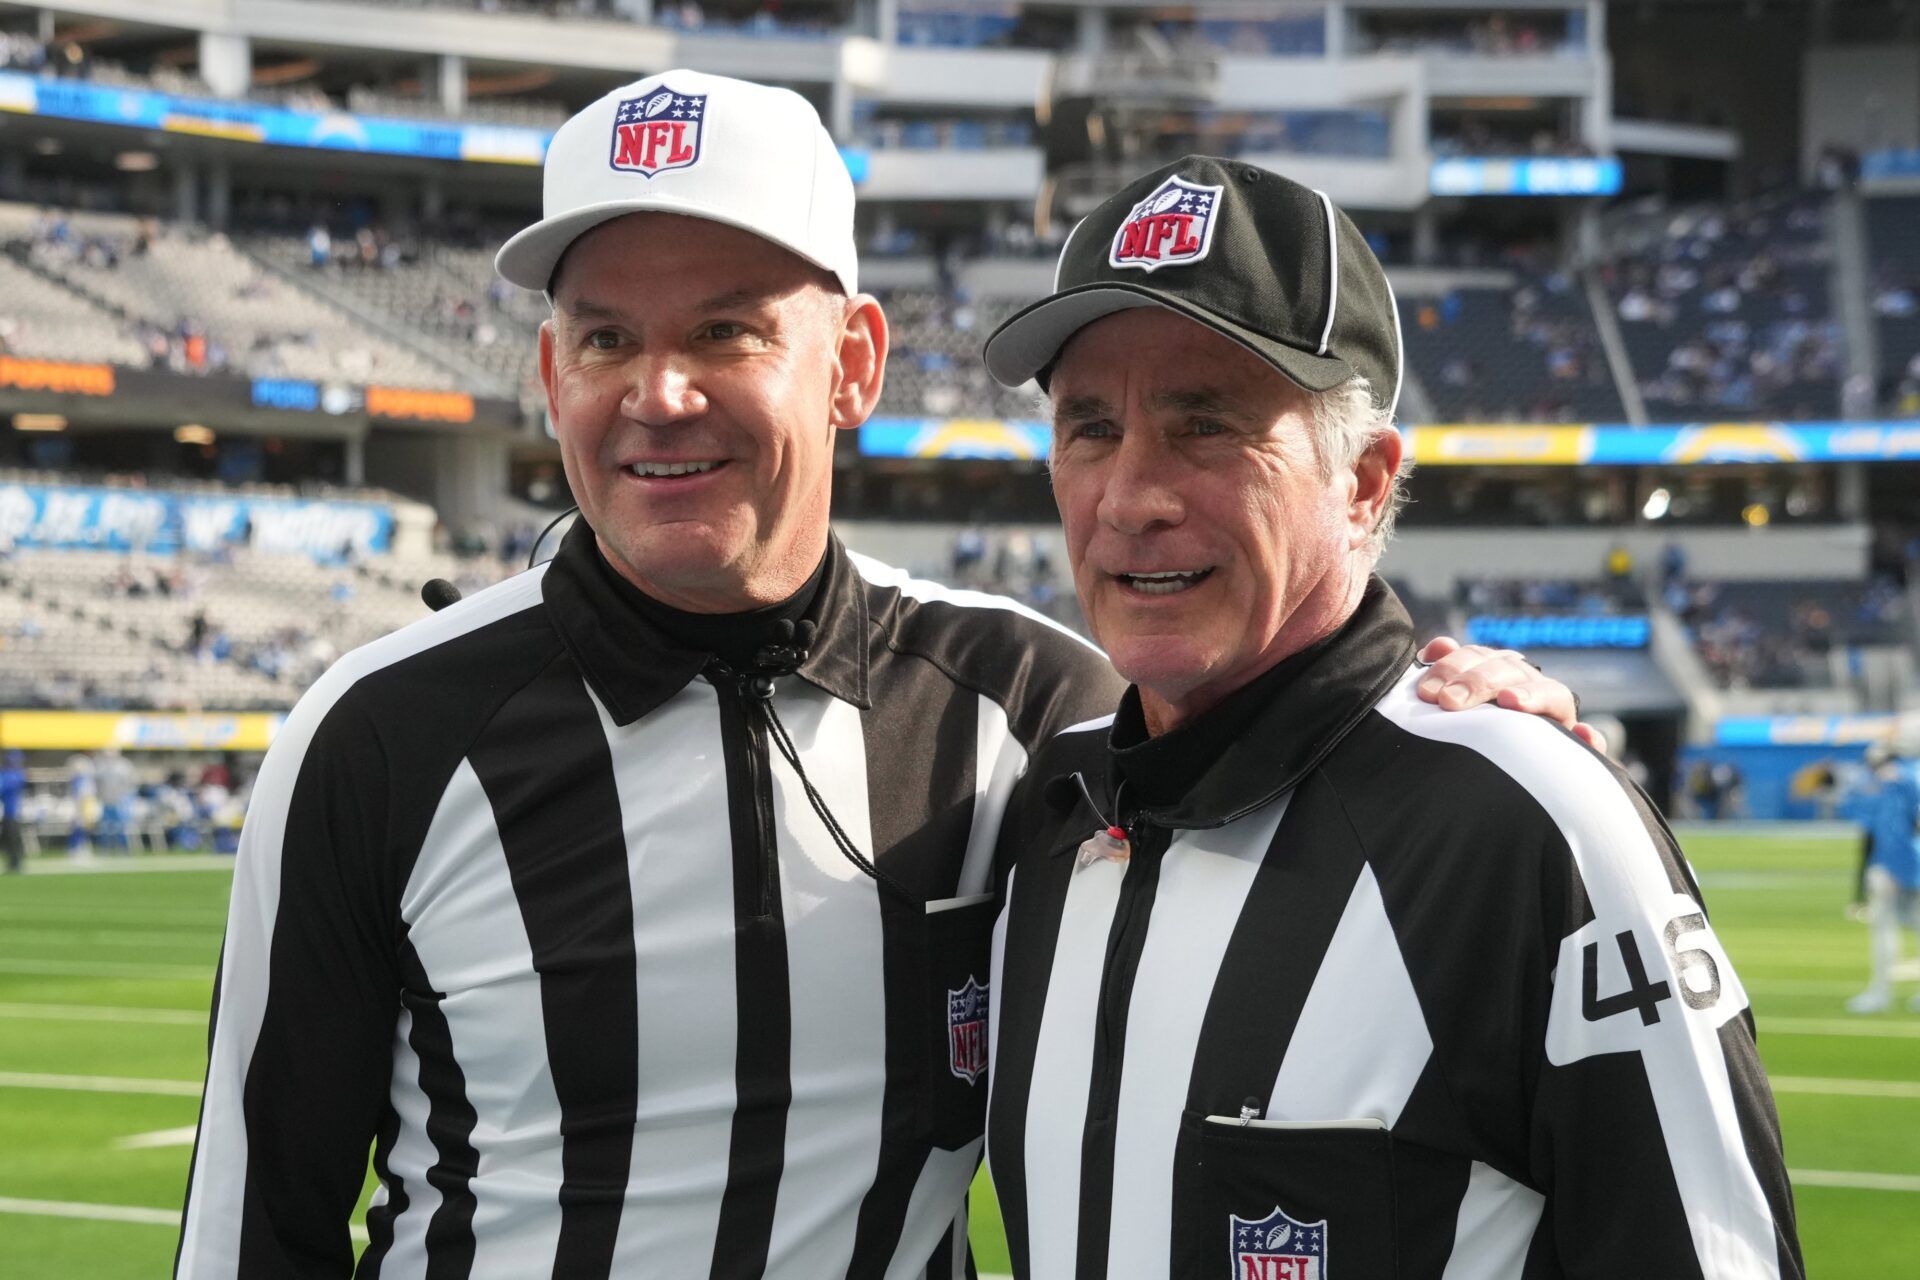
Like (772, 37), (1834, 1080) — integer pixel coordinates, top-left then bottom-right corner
(981, 157), (1803, 1280)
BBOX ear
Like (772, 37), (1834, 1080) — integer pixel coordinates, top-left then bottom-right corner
(1347, 427), (1402, 551)
(829, 294), (889, 433)
(538, 318), (561, 428)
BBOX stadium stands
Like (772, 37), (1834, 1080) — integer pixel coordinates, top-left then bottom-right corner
(1603, 191), (1843, 421)
(1866, 194), (1920, 414)
(1675, 576), (1912, 689)
(1399, 268), (1625, 422)
(0, 205), (467, 390)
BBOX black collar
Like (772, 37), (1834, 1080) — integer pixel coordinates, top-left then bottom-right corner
(540, 518), (872, 724)
(1080, 576), (1416, 832)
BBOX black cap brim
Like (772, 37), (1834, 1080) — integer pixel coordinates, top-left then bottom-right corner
(984, 281), (1356, 394)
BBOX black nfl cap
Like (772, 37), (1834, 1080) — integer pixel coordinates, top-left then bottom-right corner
(984, 155), (1402, 414)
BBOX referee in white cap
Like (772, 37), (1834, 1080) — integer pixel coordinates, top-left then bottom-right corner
(175, 81), (1591, 1279)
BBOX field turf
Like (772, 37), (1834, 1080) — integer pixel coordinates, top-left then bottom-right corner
(1, 833), (1914, 1277)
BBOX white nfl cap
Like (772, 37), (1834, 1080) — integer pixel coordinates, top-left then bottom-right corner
(496, 69), (857, 295)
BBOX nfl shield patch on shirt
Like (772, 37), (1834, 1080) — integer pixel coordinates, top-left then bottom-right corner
(1231, 1205), (1327, 1280)
(610, 86), (707, 177)
(947, 976), (988, 1084)
(1109, 174), (1222, 272)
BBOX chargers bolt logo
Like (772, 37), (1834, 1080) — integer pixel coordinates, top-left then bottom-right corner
(610, 86), (707, 177)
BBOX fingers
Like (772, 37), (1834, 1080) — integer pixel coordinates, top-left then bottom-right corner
(1571, 722), (1611, 756)
(1417, 643), (1535, 710)
(1416, 635), (1462, 665)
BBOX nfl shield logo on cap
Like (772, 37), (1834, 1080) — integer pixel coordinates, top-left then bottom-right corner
(1109, 174), (1222, 272)
(1230, 1205), (1327, 1280)
(947, 977), (988, 1085)
(609, 85), (707, 178)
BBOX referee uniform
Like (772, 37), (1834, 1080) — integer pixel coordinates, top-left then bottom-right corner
(175, 518), (1118, 1278)
(987, 580), (1802, 1279)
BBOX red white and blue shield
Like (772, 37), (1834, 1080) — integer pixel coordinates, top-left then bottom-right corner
(1108, 174), (1223, 272)
(947, 976), (988, 1085)
(1230, 1205), (1327, 1280)
(609, 86), (707, 177)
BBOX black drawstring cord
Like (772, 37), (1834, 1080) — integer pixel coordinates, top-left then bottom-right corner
(744, 620), (915, 903)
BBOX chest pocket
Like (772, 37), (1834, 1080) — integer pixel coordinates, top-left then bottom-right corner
(878, 892), (998, 1151)
(1173, 1111), (1404, 1279)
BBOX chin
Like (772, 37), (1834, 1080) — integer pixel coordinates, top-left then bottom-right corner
(1101, 631), (1220, 698)
(610, 523), (746, 582)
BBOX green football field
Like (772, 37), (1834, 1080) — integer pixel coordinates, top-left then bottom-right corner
(1, 832), (1915, 1278)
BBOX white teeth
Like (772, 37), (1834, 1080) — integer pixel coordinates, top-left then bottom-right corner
(629, 460), (720, 478)
(1120, 569), (1210, 596)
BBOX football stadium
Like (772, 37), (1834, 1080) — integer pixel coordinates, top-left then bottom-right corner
(0, 0), (1917, 1275)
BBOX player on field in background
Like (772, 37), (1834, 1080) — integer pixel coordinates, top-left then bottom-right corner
(1846, 741), (1920, 1014)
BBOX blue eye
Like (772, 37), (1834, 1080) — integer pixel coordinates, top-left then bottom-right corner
(585, 330), (620, 350)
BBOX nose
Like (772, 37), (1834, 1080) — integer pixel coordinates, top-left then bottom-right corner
(1095, 429), (1184, 536)
(621, 352), (708, 426)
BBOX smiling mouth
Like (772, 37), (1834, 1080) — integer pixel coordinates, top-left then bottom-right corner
(1115, 568), (1214, 596)
(625, 460), (727, 479)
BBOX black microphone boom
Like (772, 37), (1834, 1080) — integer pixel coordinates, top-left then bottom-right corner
(421, 578), (464, 612)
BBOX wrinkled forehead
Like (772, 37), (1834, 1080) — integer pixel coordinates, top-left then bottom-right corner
(1048, 309), (1309, 413)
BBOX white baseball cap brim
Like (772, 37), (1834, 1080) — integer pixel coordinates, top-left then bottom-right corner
(495, 70), (858, 296)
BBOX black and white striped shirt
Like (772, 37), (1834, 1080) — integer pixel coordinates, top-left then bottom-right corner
(987, 579), (1802, 1280)
(175, 520), (1119, 1279)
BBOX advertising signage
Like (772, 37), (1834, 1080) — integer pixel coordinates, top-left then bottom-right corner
(0, 69), (547, 166)
(0, 481), (395, 560)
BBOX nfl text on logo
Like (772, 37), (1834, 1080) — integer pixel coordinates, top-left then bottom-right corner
(1108, 175), (1224, 273)
(609, 87), (708, 177)
(947, 977), (989, 1085)
(1230, 1206), (1328, 1280)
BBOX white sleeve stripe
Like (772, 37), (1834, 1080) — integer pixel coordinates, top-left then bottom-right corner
(958, 694), (1027, 899)
(175, 569), (549, 1277)
(1372, 665), (1781, 1279)
(1438, 1161), (1545, 1280)
(846, 550), (1103, 652)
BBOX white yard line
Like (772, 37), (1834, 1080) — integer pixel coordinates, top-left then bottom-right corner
(0, 1001), (204, 1026)
(15, 855), (235, 875)
(0, 1196), (180, 1226)
(0, 957), (211, 981)
(1770, 1075), (1920, 1100)
(0, 1196), (368, 1241)
(0, 1070), (201, 1097)
(113, 1125), (200, 1150)
(1789, 1169), (1920, 1193)
(1760, 1016), (1920, 1039)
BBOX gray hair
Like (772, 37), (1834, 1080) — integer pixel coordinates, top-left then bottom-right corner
(1306, 375), (1408, 559)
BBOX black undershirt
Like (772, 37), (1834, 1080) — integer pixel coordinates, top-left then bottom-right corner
(590, 542), (827, 673)
(1109, 632), (1337, 814)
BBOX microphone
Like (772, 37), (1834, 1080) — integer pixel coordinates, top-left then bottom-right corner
(421, 578), (464, 612)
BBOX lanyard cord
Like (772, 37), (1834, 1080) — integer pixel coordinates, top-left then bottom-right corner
(741, 619), (916, 904)
(1074, 772), (1128, 835)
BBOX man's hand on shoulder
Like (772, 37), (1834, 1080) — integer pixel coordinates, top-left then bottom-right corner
(1416, 636), (1609, 756)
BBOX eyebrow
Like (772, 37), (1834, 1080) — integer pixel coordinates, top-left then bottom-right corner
(1052, 386), (1254, 425)
(558, 287), (777, 323)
